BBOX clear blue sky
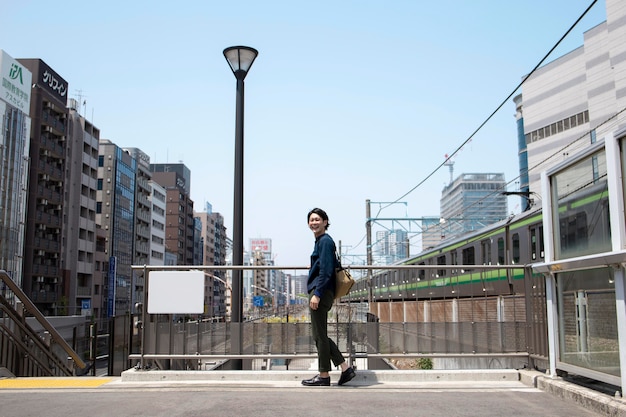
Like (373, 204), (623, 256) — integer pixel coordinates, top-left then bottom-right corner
(1, 0), (607, 266)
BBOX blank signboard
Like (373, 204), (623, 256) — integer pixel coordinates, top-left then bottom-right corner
(147, 270), (204, 314)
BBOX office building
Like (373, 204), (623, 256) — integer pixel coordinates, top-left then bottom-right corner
(440, 173), (508, 239)
(0, 50), (31, 290)
(97, 140), (136, 316)
(195, 202), (229, 318)
(375, 229), (408, 264)
(150, 163), (194, 266)
(123, 147), (153, 309)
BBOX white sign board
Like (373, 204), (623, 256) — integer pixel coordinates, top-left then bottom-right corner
(0, 50), (32, 114)
(148, 270), (204, 314)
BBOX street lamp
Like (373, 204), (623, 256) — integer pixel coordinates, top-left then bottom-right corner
(224, 46), (258, 369)
(208, 273), (232, 321)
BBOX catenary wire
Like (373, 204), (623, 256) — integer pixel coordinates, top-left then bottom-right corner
(347, 0), (600, 256)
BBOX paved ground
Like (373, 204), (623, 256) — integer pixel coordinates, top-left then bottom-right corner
(0, 370), (624, 417)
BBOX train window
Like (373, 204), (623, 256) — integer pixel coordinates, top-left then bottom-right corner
(450, 250), (458, 265)
(462, 246), (475, 265)
(512, 233), (520, 264)
(437, 255), (446, 277)
(530, 226), (545, 261)
(497, 238), (505, 264)
(418, 262), (425, 281)
(481, 239), (491, 265)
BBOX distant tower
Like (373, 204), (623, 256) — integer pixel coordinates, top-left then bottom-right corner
(444, 154), (454, 185)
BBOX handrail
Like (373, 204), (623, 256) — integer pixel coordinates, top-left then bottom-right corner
(127, 263), (537, 372)
(0, 269), (86, 370)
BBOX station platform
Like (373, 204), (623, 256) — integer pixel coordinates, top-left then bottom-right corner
(0, 369), (625, 416)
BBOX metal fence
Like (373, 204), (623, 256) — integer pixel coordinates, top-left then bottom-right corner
(127, 264), (547, 373)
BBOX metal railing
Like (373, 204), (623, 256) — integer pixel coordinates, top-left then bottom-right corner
(128, 264), (547, 372)
(0, 270), (88, 376)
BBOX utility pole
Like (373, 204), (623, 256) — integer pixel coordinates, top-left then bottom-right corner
(366, 199), (373, 302)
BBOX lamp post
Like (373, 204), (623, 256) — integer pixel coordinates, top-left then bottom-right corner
(208, 273), (232, 321)
(224, 45), (258, 369)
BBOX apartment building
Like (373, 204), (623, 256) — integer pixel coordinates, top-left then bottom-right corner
(62, 99), (99, 316)
(18, 58), (68, 315)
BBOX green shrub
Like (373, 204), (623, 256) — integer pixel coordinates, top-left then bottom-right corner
(416, 357), (433, 370)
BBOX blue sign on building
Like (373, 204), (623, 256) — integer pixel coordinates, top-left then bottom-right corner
(108, 256), (117, 317)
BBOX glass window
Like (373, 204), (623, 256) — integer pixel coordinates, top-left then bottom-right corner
(437, 255), (446, 277)
(462, 246), (475, 265)
(481, 239), (491, 265)
(556, 267), (618, 377)
(551, 149), (610, 259)
(497, 238), (505, 265)
(512, 233), (520, 264)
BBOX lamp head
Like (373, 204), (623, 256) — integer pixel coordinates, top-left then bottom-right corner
(223, 46), (258, 80)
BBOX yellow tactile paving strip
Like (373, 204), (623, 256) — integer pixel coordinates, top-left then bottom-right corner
(0, 377), (113, 389)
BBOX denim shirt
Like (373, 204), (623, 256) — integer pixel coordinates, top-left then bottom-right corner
(307, 233), (337, 298)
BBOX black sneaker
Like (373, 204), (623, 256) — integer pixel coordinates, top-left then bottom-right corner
(301, 375), (331, 386)
(338, 367), (356, 386)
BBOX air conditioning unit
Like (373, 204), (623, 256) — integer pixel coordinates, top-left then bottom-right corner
(37, 276), (44, 283)
(37, 250), (45, 256)
(42, 174), (49, 181)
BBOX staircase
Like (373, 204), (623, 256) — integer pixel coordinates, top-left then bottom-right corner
(0, 270), (87, 377)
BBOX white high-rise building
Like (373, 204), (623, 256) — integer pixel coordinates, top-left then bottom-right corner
(148, 181), (166, 266)
(517, 0), (626, 199)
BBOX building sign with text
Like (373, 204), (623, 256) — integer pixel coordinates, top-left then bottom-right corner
(250, 238), (272, 254)
(36, 60), (67, 106)
(0, 50), (32, 115)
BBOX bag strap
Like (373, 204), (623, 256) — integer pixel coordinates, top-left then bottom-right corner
(333, 250), (351, 304)
(335, 250), (343, 269)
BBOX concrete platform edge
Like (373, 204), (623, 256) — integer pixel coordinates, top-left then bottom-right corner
(121, 368), (519, 384)
(518, 369), (626, 417)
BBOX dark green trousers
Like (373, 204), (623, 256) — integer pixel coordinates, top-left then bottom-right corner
(309, 289), (345, 372)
